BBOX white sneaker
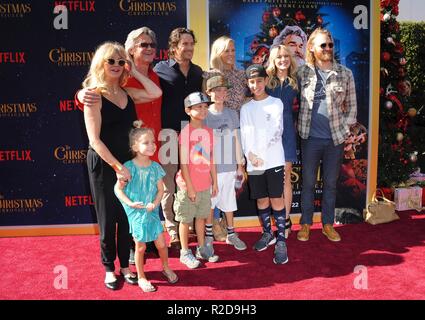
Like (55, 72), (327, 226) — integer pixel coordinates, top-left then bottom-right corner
(180, 249), (201, 269)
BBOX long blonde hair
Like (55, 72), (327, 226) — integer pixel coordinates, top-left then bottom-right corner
(82, 42), (129, 95)
(266, 45), (298, 90)
(305, 28), (334, 66)
(210, 36), (235, 70)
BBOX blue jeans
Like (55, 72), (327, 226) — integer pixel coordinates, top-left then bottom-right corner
(213, 207), (221, 219)
(300, 137), (344, 225)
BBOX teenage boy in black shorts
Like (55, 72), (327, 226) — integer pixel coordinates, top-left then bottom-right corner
(239, 64), (288, 264)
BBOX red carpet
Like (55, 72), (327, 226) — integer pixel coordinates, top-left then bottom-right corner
(1, 211), (424, 300)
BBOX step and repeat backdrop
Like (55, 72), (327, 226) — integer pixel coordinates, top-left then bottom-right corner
(1, 0), (373, 235)
(0, 0), (187, 233)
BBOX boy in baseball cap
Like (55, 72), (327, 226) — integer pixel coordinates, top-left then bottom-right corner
(245, 63), (268, 79)
(240, 64), (289, 264)
(204, 75), (248, 251)
(174, 91), (219, 269)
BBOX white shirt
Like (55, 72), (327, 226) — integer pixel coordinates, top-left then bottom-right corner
(240, 95), (285, 172)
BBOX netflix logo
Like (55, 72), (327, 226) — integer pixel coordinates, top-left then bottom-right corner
(54, 1), (95, 12)
(0, 52), (26, 63)
(155, 49), (169, 62)
(65, 195), (94, 207)
(59, 99), (79, 112)
(0, 150), (32, 161)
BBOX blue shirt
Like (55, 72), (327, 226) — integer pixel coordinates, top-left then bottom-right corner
(267, 80), (298, 162)
(308, 68), (332, 139)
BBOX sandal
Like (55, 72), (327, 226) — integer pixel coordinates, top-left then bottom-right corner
(285, 217), (292, 239)
(138, 279), (157, 292)
(162, 269), (179, 284)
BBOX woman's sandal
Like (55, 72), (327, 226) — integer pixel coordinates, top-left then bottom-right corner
(285, 217), (292, 239)
(138, 279), (157, 292)
(162, 269), (179, 284)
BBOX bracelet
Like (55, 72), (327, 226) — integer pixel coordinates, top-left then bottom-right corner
(74, 90), (85, 111)
(111, 163), (122, 172)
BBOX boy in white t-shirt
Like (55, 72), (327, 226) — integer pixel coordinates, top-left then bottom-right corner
(204, 75), (247, 251)
(240, 64), (288, 264)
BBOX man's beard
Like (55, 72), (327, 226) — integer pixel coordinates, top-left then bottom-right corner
(319, 52), (333, 62)
(295, 56), (305, 66)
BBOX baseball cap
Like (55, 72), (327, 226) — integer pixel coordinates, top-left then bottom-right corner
(184, 92), (212, 108)
(206, 75), (232, 92)
(245, 64), (267, 79)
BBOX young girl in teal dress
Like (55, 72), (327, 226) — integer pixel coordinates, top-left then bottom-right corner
(114, 122), (178, 292)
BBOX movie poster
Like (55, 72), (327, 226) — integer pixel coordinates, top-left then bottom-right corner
(210, 0), (370, 218)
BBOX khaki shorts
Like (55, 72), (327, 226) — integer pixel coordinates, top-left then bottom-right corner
(174, 189), (211, 224)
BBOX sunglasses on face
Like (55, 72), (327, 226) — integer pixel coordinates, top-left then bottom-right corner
(320, 42), (334, 49)
(138, 42), (156, 49)
(105, 58), (126, 66)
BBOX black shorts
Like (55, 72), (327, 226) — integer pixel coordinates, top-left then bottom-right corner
(247, 166), (284, 199)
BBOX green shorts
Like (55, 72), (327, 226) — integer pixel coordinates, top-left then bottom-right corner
(173, 189), (211, 224)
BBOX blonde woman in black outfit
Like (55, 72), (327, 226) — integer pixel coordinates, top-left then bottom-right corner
(82, 41), (161, 290)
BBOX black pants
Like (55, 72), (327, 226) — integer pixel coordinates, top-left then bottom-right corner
(87, 149), (131, 272)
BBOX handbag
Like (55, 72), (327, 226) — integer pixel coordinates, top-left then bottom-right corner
(364, 189), (399, 225)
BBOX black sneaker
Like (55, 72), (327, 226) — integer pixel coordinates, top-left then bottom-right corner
(253, 232), (276, 251)
(273, 241), (289, 265)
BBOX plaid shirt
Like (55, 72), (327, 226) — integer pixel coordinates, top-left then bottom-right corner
(297, 62), (357, 145)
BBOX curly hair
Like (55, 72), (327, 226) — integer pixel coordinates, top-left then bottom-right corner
(168, 27), (196, 59)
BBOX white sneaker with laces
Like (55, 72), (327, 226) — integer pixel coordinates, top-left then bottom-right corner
(180, 249), (201, 269)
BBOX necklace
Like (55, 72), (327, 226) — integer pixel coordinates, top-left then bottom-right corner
(106, 86), (120, 95)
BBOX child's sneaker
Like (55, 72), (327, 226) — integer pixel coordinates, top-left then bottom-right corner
(180, 249), (201, 269)
(253, 232), (276, 251)
(273, 241), (289, 265)
(202, 236), (219, 260)
(205, 236), (214, 247)
(196, 245), (219, 262)
(226, 233), (247, 251)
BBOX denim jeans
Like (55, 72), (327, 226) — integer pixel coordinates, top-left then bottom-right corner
(300, 137), (344, 225)
(213, 207), (221, 219)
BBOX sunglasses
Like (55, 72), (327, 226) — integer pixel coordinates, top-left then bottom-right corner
(138, 42), (156, 49)
(320, 42), (334, 49)
(105, 58), (126, 66)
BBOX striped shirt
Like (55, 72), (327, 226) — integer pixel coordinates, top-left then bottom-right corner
(297, 62), (357, 145)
